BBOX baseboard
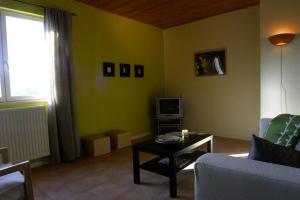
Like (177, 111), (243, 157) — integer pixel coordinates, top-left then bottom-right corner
(30, 132), (152, 168)
(131, 131), (152, 141)
(30, 156), (51, 168)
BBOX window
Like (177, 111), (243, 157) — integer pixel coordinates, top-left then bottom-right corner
(0, 11), (49, 102)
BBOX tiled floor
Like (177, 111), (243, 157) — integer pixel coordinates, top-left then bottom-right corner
(32, 136), (250, 200)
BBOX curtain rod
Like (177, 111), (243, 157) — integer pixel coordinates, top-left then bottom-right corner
(12, 0), (77, 16)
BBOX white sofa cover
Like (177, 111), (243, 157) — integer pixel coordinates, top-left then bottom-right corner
(194, 118), (300, 200)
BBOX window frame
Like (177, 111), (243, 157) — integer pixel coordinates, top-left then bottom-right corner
(0, 11), (46, 103)
(0, 21), (5, 103)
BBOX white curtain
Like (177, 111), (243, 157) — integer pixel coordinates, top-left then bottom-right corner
(44, 8), (80, 162)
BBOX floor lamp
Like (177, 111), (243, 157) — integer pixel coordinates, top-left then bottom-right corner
(268, 33), (296, 113)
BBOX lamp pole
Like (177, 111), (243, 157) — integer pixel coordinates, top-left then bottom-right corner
(280, 46), (288, 113)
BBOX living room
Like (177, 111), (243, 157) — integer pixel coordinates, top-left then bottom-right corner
(0, 0), (299, 199)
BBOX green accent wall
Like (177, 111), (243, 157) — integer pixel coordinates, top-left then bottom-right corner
(0, 0), (164, 138)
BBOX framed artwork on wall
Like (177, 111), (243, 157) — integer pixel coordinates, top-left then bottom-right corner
(194, 49), (226, 76)
(135, 65), (144, 78)
(120, 63), (130, 77)
(103, 62), (115, 77)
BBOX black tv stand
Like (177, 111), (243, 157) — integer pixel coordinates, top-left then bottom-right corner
(154, 117), (184, 135)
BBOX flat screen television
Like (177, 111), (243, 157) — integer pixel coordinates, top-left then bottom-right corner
(156, 97), (183, 118)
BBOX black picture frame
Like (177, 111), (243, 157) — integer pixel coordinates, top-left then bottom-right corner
(194, 49), (226, 76)
(103, 62), (115, 77)
(135, 65), (144, 78)
(120, 63), (130, 77)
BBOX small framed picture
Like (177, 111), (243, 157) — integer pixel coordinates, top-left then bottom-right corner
(120, 63), (130, 77)
(103, 62), (115, 77)
(194, 49), (226, 76)
(135, 65), (144, 78)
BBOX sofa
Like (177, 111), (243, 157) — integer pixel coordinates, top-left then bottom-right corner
(194, 118), (300, 200)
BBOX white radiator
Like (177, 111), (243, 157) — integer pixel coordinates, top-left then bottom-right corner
(0, 106), (50, 162)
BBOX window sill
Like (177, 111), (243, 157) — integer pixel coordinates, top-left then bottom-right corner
(0, 99), (48, 106)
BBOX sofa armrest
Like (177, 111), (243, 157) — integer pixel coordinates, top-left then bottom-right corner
(0, 161), (30, 176)
(194, 153), (300, 200)
(0, 161), (34, 200)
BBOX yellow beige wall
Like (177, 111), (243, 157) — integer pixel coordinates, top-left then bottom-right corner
(260, 0), (300, 118)
(0, 0), (164, 138)
(163, 6), (260, 140)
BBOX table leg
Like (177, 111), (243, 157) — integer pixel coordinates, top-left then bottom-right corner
(207, 136), (213, 153)
(169, 155), (177, 198)
(133, 147), (140, 184)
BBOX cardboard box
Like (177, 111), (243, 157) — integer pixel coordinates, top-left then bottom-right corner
(106, 130), (131, 149)
(83, 135), (111, 157)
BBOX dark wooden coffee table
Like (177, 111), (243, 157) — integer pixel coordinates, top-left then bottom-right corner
(132, 133), (213, 198)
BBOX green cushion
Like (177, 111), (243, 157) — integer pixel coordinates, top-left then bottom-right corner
(263, 114), (300, 147)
